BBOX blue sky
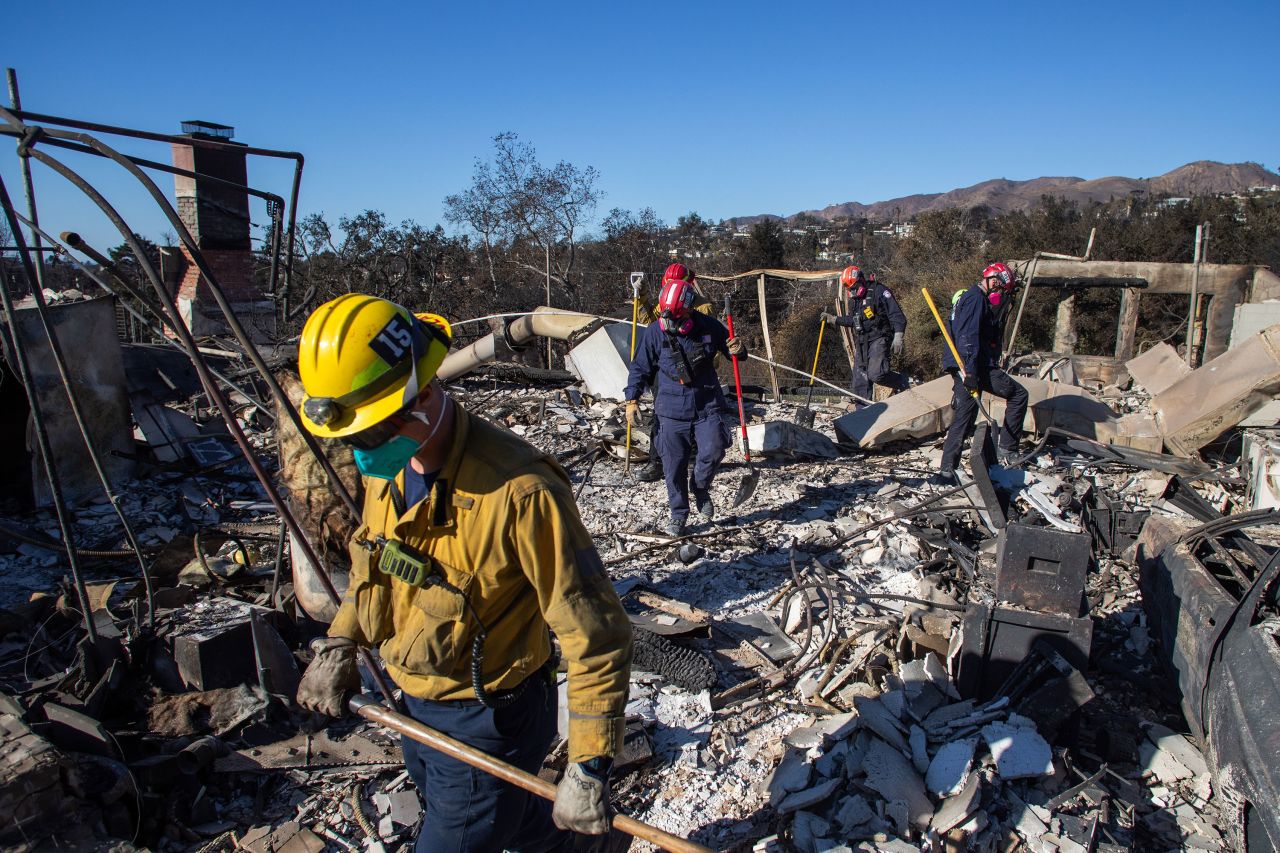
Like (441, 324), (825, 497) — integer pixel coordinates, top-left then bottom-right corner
(4, 0), (1278, 252)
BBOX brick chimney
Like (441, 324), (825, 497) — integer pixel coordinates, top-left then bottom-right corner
(170, 121), (275, 341)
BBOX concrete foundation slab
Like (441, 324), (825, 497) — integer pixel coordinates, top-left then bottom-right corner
(835, 376), (1117, 449)
(833, 377), (954, 448)
(744, 420), (839, 459)
(1151, 322), (1280, 455)
(564, 324), (633, 401)
(1125, 343), (1191, 396)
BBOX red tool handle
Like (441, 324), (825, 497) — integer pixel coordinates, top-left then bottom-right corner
(724, 296), (751, 462)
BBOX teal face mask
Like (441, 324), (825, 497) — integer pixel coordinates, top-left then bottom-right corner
(353, 435), (423, 480)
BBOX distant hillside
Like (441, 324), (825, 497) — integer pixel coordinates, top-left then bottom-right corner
(727, 161), (1280, 227)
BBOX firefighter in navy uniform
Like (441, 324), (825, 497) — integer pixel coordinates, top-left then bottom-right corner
(633, 264), (715, 484)
(623, 268), (746, 536)
(936, 262), (1029, 482)
(822, 265), (909, 405)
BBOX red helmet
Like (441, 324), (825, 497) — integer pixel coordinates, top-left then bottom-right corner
(840, 265), (865, 290)
(663, 263), (695, 288)
(658, 278), (696, 319)
(981, 262), (1014, 290)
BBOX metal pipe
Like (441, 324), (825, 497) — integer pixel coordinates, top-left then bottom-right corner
(18, 144), (397, 706)
(0, 111), (361, 524)
(349, 695), (715, 853)
(0, 186), (97, 643)
(1188, 223), (1203, 365)
(0, 129), (288, 208)
(10, 108), (305, 161)
(438, 306), (599, 380)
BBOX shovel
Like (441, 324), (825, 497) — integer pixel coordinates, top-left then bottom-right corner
(794, 316), (826, 429)
(724, 296), (759, 507)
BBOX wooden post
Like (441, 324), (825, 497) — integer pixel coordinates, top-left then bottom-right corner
(1115, 287), (1141, 361)
(1053, 293), (1077, 354)
(756, 273), (781, 400)
(836, 280), (858, 377)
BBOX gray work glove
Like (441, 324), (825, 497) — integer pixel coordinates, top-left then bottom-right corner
(891, 331), (904, 357)
(820, 311), (836, 324)
(726, 336), (747, 358)
(553, 760), (611, 835)
(296, 637), (359, 716)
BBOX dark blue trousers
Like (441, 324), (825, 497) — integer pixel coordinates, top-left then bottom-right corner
(401, 674), (569, 853)
(940, 367), (1029, 470)
(852, 336), (908, 405)
(657, 410), (729, 522)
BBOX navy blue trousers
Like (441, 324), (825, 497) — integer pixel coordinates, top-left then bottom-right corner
(940, 367), (1029, 470)
(401, 674), (569, 853)
(852, 336), (908, 405)
(657, 410), (729, 522)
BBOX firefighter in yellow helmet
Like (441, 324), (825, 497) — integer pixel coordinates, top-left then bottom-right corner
(293, 294), (632, 851)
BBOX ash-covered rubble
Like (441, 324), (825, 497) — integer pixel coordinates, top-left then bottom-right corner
(2, 344), (1278, 853)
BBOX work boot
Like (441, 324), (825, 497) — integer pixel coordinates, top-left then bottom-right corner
(995, 445), (1019, 467)
(931, 467), (956, 486)
(664, 516), (686, 537)
(636, 460), (662, 482)
(693, 489), (714, 523)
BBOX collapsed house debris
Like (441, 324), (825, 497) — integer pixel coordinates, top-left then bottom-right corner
(1, 103), (1278, 853)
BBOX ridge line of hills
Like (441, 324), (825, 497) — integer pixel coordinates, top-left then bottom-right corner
(726, 160), (1280, 227)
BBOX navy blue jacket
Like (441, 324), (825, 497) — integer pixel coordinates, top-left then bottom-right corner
(832, 282), (907, 341)
(943, 283), (1001, 375)
(624, 312), (730, 421)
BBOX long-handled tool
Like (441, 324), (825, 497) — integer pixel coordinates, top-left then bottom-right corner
(724, 295), (759, 507)
(624, 272), (643, 476)
(922, 288), (991, 424)
(794, 316), (826, 429)
(350, 695), (713, 853)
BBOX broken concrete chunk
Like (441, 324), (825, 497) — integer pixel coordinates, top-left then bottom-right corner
(812, 711), (859, 743)
(861, 737), (932, 829)
(852, 696), (907, 752)
(791, 810), (831, 853)
(1126, 342), (1192, 396)
(744, 420), (839, 459)
(909, 725), (929, 774)
(1152, 323), (1280, 454)
(981, 720), (1054, 779)
(815, 739), (849, 779)
(1139, 738), (1194, 785)
(834, 794), (876, 834)
(777, 776), (843, 815)
(767, 748), (814, 806)
(1143, 722), (1209, 777)
(931, 769), (981, 833)
(878, 688), (906, 720)
(926, 737), (978, 797)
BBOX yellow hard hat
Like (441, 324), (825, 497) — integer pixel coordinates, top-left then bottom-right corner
(297, 294), (452, 439)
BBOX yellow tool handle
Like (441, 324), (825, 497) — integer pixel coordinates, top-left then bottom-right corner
(625, 296), (640, 470)
(921, 288), (977, 398)
(807, 318), (826, 387)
